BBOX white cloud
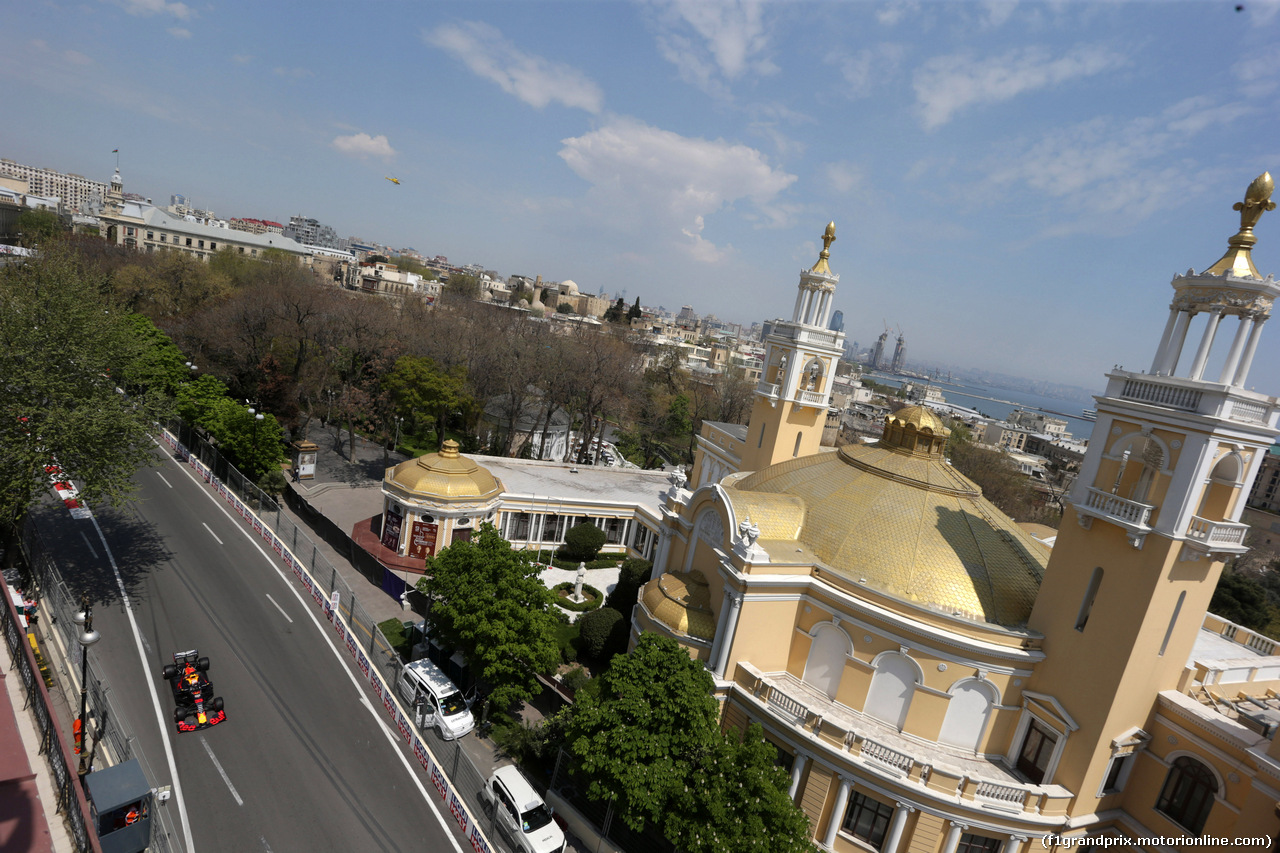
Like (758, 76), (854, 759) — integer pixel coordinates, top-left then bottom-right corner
(558, 118), (796, 261)
(332, 133), (396, 160)
(914, 45), (1128, 129)
(682, 215), (728, 263)
(824, 162), (864, 195)
(111, 0), (192, 20)
(1233, 46), (1280, 98)
(648, 0), (776, 97)
(274, 66), (314, 80)
(877, 1), (920, 27)
(980, 0), (1019, 28)
(424, 22), (603, 114)
(828, 43), (906, 99)
(1162, 96), (1251, 135)
(167, 27), (191, 39)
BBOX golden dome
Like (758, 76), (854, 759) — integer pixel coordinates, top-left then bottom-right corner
(729, 441), (1046, 627)
(641, 570), (716, 641)
(386, 440), (503, 501)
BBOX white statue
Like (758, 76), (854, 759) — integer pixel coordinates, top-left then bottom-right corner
(572, 562), (587, 602)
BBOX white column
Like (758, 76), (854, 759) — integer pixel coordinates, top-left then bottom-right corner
(709, 588), (732, 668)
(817, 290), (830, 327)
(940, 821), (968, 853)
(1218, 314), (1253, 384)
(653, 526), (674, 576)
(882, 803), (914, 853)
(792, 288), (806, 322)
(1151, 307), (1180, 373)
(1189, 308), (1223, 380)
(1233, 314), (1267, 386)
(1006, 835), (1028, 853)
(1160, 310), (1193, 375)
(713, 591), (743, 677)
(788, 752), (809, 800)
(800, 288), (814, 325)
(821, 775), (853, 849)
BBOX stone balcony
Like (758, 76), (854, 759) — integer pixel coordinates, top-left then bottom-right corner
(1073, 487), (1155, 547)
(733, 663), (1073, 822)
(1183, 515), (1250, 560)
(1105, 370), (1280, 428)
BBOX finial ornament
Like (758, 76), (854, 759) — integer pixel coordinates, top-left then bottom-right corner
(1205, 172), (1275, 279)
(1236, 172), (1275, 231)
(809, 221), (837, 275)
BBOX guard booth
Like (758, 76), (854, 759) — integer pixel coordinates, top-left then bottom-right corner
(292, 439), (318, 480)
(84, 759), (152, 853)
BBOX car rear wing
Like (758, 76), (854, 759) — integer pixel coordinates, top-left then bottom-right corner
(172, 650), (199, 664)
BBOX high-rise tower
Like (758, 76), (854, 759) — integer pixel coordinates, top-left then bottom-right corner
(1025, 173), (1280, 806)
(890, 330), (907, 373)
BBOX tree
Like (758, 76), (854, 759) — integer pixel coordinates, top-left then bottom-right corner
(577, 607), (628, 660)
(0, 245), (170, 566)
(604, 558), (652, 613)
(563, 634), (721, 831)
(561, 521), (606, 562)
(627, 297), (642, 323)
(603, 298), (627, 324)
(14, 209), (65, 247)
(1210, 569), (1275, 633)
(381, 355), (470, 447)
(664, 724), (816, 853)
(444, 272), (482, 301)
(555, 303), (573, 314)
(419, 525), (560, 711)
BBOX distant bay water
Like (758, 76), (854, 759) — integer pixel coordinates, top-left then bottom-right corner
(866, 373), (1101, 441)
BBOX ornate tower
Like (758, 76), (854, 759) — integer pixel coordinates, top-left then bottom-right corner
(739, 222), (847, 472)
(1025, 174), (1280, 804)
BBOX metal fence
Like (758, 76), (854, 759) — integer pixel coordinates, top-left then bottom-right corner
(2, 548), (102, 853)
(21, 524), (180, 853)
(548, 749), (678, 853)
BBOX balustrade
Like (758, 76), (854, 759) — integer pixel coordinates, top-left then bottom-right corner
(1084, 487), (1154, 527)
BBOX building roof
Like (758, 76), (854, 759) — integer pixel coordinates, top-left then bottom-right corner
(386, 440), (503, 501)
(129, 204), (309, 254)
(726, 421), (1048, 627)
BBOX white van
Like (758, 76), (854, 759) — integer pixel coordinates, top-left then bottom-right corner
(394, 659), (475, 740)
(482, 765), (566, 853)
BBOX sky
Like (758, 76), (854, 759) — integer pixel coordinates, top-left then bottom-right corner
(5, 1), (1280, 396)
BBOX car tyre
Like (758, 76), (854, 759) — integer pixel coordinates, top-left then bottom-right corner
(162, 664), (177, 680)
(210, 697), (224, 712)
(196, 657), (211, 672)
(173, 707), (188, 723)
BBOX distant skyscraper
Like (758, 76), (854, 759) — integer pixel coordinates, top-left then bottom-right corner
(171, 194), (187, 207)
(891, 331), (907, 372)
(829, 309), (844, 333)
(870, 330), (889, 369)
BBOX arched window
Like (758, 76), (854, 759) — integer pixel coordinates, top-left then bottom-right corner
(864, 653), (918, 730)
(1156, 756), (1217, 834)
(938, 680), (996, 751)
(801, 623), (848, 700)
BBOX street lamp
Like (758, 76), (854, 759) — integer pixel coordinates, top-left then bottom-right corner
(72, 594), (101, 779)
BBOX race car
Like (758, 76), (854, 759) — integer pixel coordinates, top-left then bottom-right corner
(162, 650), (226, 733)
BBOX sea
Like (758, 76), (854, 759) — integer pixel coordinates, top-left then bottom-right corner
(865, 373), (1102, 441)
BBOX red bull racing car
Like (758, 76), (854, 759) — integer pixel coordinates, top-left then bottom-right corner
(162, 650), (226, 732)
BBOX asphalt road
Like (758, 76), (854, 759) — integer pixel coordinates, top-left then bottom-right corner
(35, 444), (471, 853)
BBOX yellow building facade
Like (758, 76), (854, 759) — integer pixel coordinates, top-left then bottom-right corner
(637, 185), (1280, 851)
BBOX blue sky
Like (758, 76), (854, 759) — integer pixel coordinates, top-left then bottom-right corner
(5, 1), (1280, 395)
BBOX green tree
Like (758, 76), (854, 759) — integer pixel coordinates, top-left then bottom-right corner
(564, 634), (720, 830)
(627, 297), (642, 323)
(0, 245), (169, 565)
(603, 298), (627, 324)
(560, 521), (606, 562)
(419, 525), (560, 710)
(444, 272), (482, 301)
(577, 606), (628, 660)
(118, 314), (192, 396)
(14, 209), (65, 246)
(556, 303), (573, 314)
(664, 724), (816, 853)
(381, 355), (470, 447)
(604, 557), (652, 613)
(1210, 569), (1275, 633)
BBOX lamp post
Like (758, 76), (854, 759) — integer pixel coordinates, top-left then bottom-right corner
(72, 594), (101, 780)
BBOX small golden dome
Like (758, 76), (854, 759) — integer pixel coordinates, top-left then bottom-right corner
(890, 405), (947, 434)
(641, 570), (716, 641)
(386, 440), (503, 501)
(880, 405), (951, 457)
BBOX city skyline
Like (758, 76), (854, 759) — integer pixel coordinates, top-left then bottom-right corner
(5, 1), (1280, 392)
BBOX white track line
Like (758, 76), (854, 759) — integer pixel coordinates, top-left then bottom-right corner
(159, 441), (465, 853)
(264, 594), (293, 623)
(202, 523), (223, 545)
(199, 736), (243, 806)
(88, 511), (195, 852)
(79, 531), (98, 559)
(157, 472), (173, 489)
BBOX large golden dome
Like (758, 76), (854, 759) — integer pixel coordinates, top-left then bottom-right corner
(386, 440), (503, 501)
(728, 425), (1047, 627)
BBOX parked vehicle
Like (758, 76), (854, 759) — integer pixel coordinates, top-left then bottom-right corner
(394, 659), (474, 740)
(482, 765), (566, 853)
